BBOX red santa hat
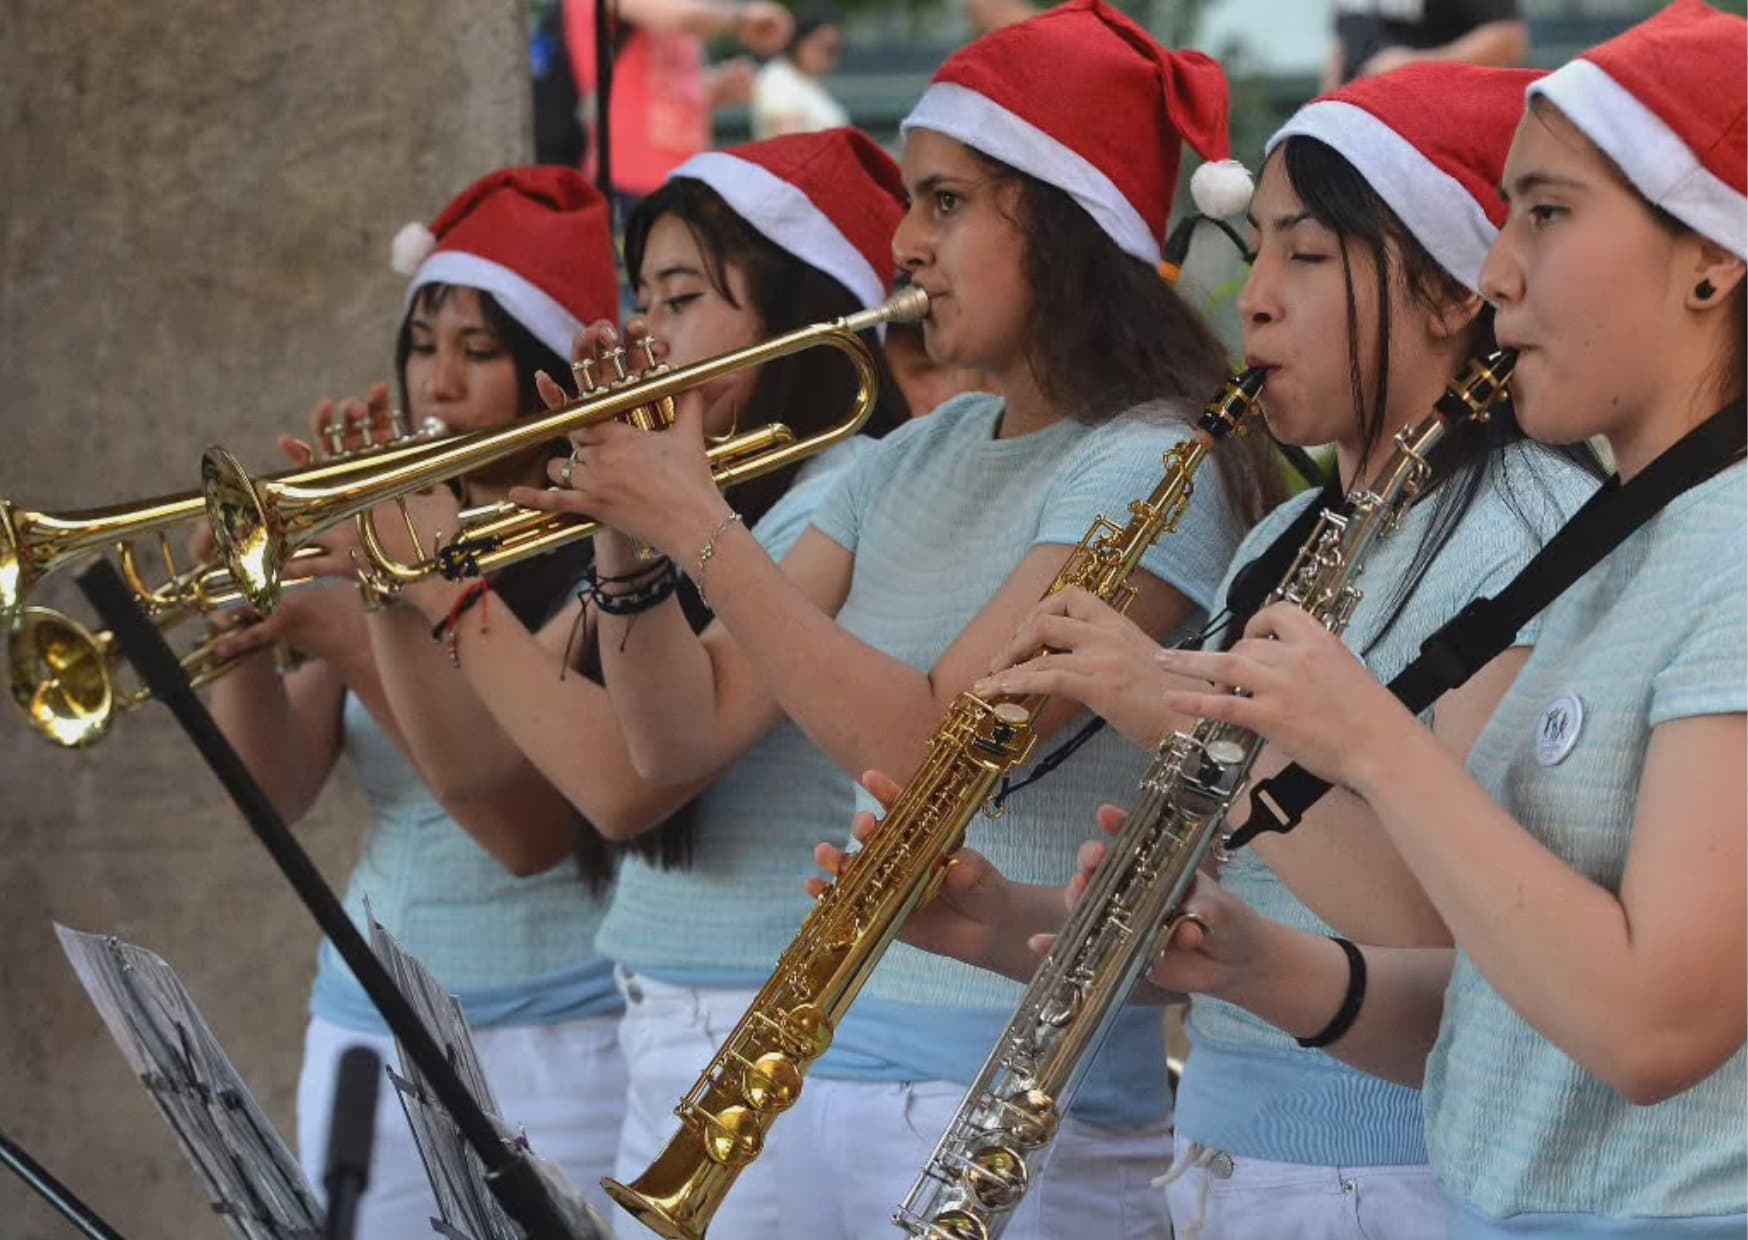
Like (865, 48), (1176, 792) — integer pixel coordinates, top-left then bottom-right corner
(1266, 63), (1546, 293)
(389, 166), (620, 357)
(1528, 0), (1746, 259)
(667, 128), (907, 310)
(900, 0), (1251, 267)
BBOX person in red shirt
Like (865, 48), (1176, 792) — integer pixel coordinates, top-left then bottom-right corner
(566, 0), (794, 203)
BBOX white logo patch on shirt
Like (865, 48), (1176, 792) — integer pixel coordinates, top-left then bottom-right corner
(1535, 694), (1584, 766)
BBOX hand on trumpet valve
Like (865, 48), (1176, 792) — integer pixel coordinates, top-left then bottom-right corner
(511, 380), (730, 568)
(308, 382), (397, 458)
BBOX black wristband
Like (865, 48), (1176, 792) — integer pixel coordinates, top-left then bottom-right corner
(579, 559), (679, 617)
(1295, 936), (1367, 1049)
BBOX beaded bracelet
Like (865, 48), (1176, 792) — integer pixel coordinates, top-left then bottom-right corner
(578, 558), (680, 617)
(430, 580), (491, 666)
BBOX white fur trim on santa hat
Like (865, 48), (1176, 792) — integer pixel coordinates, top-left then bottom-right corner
(390, 222), (437, 277)
(1190, 159), (1254, 219)
(902, 82), (1161, 265)
(406, 251), (584, 358)
(1531, 58), (1747, 260)
(1268, 100), (1498, 293)
(671, 150), (886, 310)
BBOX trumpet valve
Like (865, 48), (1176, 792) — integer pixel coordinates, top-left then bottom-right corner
(322, 419), (348, 457)
(386, 406), (410, 442)
(572, 355), (600, 394)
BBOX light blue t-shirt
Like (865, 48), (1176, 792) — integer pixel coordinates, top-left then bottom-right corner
(805, 392), (1249, 1129)
(1427, 461), (1747, 1229)
(1181, 442), (1598, 1166)
(592, 437), (872, 985)
(312, 694), (617, 1033)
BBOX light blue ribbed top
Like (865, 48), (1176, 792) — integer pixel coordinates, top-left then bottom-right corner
(1180, 442), (1598, 1165)
(805, 392), (1248, 1127)
(312, 691), (616, 1033)
(592, 438), (871, 982)
(1427, 462), (1747, 1224)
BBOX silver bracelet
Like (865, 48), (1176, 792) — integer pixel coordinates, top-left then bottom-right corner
(693, 512), (744, 608)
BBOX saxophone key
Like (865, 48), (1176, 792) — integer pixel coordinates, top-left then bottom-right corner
(921, 1209), (990, 1240)
(995, 1087), (1059, 1149)
(742, 1053), (803, 1111)
(960, 1141), (1030, 1210)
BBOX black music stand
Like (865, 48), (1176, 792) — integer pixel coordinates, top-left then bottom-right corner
(0, 1124), (126, 1240)
(74, 558), (592, 1239)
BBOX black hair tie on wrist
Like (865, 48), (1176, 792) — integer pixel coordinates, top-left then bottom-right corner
(1296, 936), (1367, 1049)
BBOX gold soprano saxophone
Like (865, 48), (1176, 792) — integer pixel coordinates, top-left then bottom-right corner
(892, 350), (1516, 1240)
(602, 371), (1268, 1240)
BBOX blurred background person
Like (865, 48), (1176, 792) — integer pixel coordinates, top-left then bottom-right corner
(1324, 0), (1529, 90)
(562, 0), (795, 212)
(752, 8), (851, 138)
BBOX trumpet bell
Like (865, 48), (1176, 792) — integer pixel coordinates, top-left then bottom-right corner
(201, 447), (284, 614)
(0, 503), (26, 620)
(8, 606), (114, 749)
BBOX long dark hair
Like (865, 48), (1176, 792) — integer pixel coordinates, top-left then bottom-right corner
(1276, 135), (1605, 652)
(393, 283), (635, 890)
(394, 281), (571, 433)
(969, 151), (1286, 529)
(625, 177), (910, 528)
(550, 179), (911, 878)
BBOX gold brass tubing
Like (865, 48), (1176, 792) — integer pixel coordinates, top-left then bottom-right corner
(204, 287), (927, 611)
(0, 430), (453, 621)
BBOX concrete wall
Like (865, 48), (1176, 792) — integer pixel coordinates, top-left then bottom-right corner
(0, 4), (529, 1234)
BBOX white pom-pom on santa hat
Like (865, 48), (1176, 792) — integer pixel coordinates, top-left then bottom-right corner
(1189, 159), (1254, 219)
(390, 221), (437, 277)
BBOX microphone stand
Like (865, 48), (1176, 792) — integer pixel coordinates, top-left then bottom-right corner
(0, 1126), (127, 1240)
(321, 1046), (380, 1240)
(75, 559), (579, 1239)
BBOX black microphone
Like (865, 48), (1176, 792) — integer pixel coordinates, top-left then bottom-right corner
(323, 1045), (381, 1240)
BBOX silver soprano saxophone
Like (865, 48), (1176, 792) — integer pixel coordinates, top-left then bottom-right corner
(893, 350), (1516, 1240)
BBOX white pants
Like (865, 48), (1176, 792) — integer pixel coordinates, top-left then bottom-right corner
(609, 972), (791, 1240)
(610, 968), (1174, 1240)
(297, 1011), (626, 1238)
(1162, 1142), (1446, 1240)
(784, 1077), (1175, 1240)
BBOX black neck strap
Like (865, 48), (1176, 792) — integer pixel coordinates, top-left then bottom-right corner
(1227, 399), (1747, 852)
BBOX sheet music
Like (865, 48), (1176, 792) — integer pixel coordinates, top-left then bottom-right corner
(55, 924), (323, 1240)
(367, 919), (611, 1240)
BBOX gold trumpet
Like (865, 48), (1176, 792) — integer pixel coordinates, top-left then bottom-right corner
(6, 550), (352, 749)
(2, 410), (450, 747)
(7, 603), (267, 749)
(0, 410), (449, 621)
(203, 287), (930, 612)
